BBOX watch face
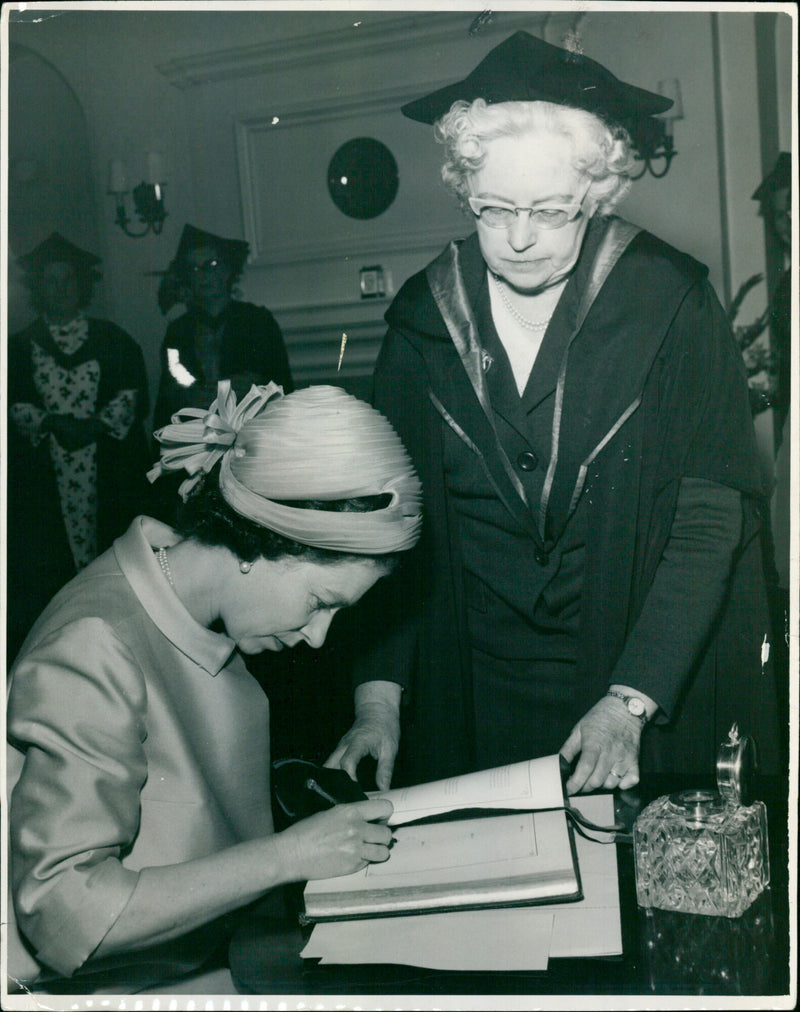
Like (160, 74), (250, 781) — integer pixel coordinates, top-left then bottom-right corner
(627, 697), (646, 717)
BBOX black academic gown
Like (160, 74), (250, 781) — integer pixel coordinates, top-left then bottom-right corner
(153, 300), (293, 430)
(354, 218), (779, 784)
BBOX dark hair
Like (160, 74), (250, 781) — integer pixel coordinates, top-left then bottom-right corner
(27, 259), (96, 312)
(173, 470), (399, 568)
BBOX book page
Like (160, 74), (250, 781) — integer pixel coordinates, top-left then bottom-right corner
(373, 753), (565, 826)
(366, 813), (537, 877)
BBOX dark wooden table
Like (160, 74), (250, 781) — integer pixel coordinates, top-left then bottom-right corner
(229, 775), (791, 1000)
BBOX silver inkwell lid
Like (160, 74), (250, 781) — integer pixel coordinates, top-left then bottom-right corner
(668, 724), (757, 824)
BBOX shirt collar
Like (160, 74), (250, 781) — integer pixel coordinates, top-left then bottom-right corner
(113, 516), (236, 676)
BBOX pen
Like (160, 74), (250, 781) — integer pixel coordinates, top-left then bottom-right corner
(306, 777), (339, 806)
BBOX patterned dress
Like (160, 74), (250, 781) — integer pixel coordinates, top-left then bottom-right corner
(7, 315), (150, 660)
(11, 316), (138, 569)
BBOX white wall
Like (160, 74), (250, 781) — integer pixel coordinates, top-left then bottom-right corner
(5, 6), (793, 406)
(7, 46), (99, 333)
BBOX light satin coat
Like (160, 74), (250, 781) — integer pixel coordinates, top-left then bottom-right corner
(6, 516), (273, 987)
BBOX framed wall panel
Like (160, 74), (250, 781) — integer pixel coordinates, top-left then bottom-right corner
(235, 85), (467, 268)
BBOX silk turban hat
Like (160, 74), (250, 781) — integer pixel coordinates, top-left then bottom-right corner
(148, 380), (422, 554)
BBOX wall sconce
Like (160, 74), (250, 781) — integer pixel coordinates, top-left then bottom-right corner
(107, 153), (167, 237)
(630, 79), (684, 180)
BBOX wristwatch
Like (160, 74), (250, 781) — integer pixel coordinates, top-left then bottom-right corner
(606, 689), (648, 724)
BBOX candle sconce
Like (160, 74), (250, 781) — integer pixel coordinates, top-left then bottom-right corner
(108, 154), (167, 237)
(629, 78), (684, 180)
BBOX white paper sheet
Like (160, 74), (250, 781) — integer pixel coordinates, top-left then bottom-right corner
(301, 907), (554, 971)
(549, 794), (623, 958)
(299, 792), (622, 971)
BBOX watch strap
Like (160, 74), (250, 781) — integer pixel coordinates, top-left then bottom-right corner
(605, 689), (649, 723)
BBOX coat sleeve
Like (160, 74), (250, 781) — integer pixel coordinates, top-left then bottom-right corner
(613, 279), (767, 719)
(103, 323), (150, 422)
(152, 320), (180, 431)
(611, 477), (744, 716)
(8, 619), (148, 976)
(650, 279), (763, 496)
(255, 305), (294, 394)
(7, 327), (42, 410)
(349, 325), (434, 693)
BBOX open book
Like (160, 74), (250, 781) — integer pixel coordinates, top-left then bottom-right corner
(302, 754), (581, 923)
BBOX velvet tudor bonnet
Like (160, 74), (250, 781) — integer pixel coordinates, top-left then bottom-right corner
(401, 30), (673, 135)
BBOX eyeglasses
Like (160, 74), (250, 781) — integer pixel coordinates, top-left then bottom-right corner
(468, 190), (589, 230)
(188, 258), (225, 275)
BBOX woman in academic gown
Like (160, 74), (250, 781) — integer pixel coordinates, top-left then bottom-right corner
(7, 233), (151, 663)
(153, 224), (293, 431)
(327, 32), (779, 793)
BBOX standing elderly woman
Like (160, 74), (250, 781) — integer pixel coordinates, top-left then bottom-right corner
(329, 32), (777, 794)
(7, 233), (151, 663)
(6, 381), (421, 994)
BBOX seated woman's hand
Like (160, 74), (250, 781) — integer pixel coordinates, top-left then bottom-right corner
(559, 696), (643, 794)
(276, 799), (394, 881)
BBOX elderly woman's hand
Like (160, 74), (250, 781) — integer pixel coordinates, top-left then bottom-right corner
(559, 695), (646, 794)
(325, 680), (401, 791)
(276, 799), (394, 880)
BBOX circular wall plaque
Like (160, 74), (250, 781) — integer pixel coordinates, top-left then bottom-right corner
(327, 137), (399, 220)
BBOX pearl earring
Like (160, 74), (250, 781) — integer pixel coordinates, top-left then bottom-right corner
(239, 560), (252, 574)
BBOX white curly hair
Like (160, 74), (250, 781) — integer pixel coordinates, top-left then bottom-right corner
(435, 98), (637, 216)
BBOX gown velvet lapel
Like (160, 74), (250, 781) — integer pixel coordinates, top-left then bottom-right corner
(426, 240), (541, 540)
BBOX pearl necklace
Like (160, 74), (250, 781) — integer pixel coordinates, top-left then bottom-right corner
(491, 273), (553, 332)
(157, 547), (175, 589)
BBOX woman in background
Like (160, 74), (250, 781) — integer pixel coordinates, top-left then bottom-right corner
(7, 232), (150, 663)
(153, 224), (293, 430)
(6, 380), (421, 995)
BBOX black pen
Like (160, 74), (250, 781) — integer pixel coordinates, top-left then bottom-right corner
(306, 777), (339, 806)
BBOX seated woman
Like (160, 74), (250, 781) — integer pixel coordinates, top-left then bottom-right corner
(6, 380), (422, 995)
(7, 233), (151, 664)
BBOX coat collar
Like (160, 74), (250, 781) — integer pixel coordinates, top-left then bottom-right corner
(114, 516), (236, 676)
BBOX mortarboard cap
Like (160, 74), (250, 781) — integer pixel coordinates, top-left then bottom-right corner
(401, 31), (672, 130)
(172, 224), (249, 269)
(752, 152), (791, 202)
(17, 232), (101, 276)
